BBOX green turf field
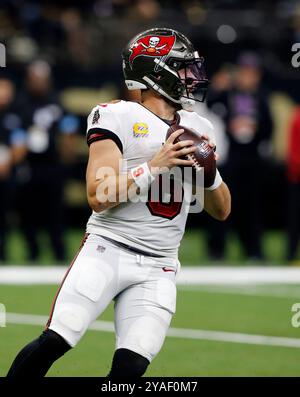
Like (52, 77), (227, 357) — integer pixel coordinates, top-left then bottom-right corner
(1, 284), (300, 376)
(3, 228), (297, 265)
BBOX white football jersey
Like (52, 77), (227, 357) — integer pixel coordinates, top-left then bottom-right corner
(86, 100), (214, 258)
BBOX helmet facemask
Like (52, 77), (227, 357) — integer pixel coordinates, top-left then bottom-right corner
(141, 53), (209, 110)
(167, 54), (209, 109)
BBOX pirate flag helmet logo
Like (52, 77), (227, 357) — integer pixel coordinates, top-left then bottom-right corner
(129, 35), (176, 64)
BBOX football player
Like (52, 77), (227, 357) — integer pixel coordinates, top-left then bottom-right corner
(7, 28), (231, 377)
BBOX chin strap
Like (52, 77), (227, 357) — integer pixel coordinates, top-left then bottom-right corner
(142, 76), (182, 104)
(126, 75), (196, 112)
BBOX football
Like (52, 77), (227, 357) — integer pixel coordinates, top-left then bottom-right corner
(166, 124), (216, 188)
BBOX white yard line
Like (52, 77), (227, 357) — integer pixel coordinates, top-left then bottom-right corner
(5, 312), (300, 349)
(178, 285), (300, 299)
(178, 267), (300, 285)
(2, 266), (300, 285)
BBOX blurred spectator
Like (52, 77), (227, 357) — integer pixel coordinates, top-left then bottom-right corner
(128, 0), (161, 21)
(60, 7), (92, 68)
(208, 53), (273, 260)
(194, 99), (229, 260)
(0, 76), (27, 262)
(286, 105), (300, 261)
(15, 60), (79, 262)
(198, 65), (233, 260)
(208, 64), (233, 100)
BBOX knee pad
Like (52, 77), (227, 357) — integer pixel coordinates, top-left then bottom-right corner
(108, 348), (150, 378)
(49, 302), (91, 346)
(117, 314), (170, 362)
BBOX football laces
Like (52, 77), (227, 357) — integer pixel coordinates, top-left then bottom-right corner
(186, 153), (201, 171)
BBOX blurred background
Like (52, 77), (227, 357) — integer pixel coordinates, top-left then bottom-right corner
(0, 0), (300, 266)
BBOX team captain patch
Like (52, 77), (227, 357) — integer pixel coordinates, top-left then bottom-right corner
(133, 122), (149, 137)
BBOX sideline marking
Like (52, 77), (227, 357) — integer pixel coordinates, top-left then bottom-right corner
(5, 312), (300, 349)
(2, 266), (300, 285)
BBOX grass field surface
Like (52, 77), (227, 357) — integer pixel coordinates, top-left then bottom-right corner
(2, 229), (296, 266)
(1, 283), (300, 376)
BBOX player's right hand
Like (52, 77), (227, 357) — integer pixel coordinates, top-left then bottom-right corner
(148, 128), (196, 174)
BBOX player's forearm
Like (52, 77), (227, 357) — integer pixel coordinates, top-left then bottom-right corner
(204, 181), (231, 221)
(88, 162), (155, 213)
(87, 173), (136, 213)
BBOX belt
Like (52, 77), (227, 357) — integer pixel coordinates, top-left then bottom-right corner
(100, 235), (164, 258)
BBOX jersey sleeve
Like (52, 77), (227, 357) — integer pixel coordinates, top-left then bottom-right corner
(86, 105), (124, 153)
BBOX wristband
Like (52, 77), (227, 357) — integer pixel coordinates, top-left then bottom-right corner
(130, 162), (155, 193)
(205, 169), (223, 191)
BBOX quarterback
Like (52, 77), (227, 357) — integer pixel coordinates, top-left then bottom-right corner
(7, 28), (231, 377)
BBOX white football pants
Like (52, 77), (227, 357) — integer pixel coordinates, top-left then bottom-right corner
(46, 233), (180, 362)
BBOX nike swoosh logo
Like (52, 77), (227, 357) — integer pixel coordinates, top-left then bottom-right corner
(162, 267), (175, 273)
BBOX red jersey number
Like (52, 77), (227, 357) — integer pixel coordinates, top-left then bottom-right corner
(146, 175), (183, 219)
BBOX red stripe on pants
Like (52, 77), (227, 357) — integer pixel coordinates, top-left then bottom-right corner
(45, 233), (89, 330)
